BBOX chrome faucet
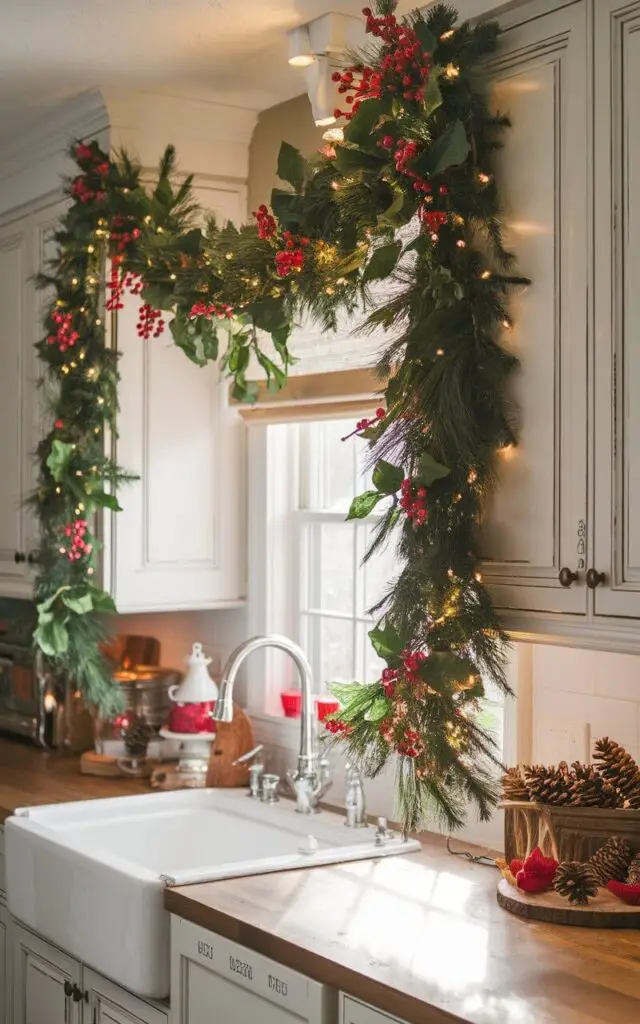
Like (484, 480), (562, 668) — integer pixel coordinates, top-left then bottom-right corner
(212, 635), (331, 813)
(344, 762), (367, 828)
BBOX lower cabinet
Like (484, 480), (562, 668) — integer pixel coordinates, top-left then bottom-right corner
(11, 923), (168, 1024)
(171, 915), (336, 1024)
(340, 996), (405, 1024)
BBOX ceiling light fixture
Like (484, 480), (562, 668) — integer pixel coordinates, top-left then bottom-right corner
(287, 26), (315, 67)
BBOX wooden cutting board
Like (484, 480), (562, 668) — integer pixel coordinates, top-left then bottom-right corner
(206, 704), (255, 788)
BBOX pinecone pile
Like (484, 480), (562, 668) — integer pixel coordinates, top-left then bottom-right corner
(588, 837), (633, 885)
(593, 737), (640, 808)
(122, 716), (154, 758)
(502, 736), (640, 808)
(554, 862), (598, 905)
(502, 766), (529, 802)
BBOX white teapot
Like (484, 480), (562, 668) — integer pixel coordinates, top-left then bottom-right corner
(168, 642), (218, 704)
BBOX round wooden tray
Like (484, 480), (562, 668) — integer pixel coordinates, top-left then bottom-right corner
(497, 878), (640, 928)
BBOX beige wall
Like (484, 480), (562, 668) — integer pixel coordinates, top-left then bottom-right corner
(248, 94), (325, 213)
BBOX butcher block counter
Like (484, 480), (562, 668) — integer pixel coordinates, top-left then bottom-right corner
(0, 735), (148, 822)
(1, 739), (639, 1023)
(166, 834), (640, 1024)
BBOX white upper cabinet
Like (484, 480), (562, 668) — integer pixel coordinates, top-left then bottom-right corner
(592, 0), (640, 620)
(479, 0), (589, 617)
(105, 183), (247, 612)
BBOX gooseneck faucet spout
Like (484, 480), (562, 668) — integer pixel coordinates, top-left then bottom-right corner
(212, 635), (330, 811)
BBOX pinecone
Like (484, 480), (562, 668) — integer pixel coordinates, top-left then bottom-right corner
(122, 717), (153, 757)
(502, 766), (529, 801)
(593, 737), (640, 808)
(565, 763), (619, 807)
(588, 837), (633, 885)
(554, 862), (598, 905)
(626, 854), (640, 885)
(524, 762), (571, 804)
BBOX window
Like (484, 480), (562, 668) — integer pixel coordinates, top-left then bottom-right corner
(246, 414), (507, 766)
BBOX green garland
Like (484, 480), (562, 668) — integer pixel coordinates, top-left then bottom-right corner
(33, 1), (527, 830)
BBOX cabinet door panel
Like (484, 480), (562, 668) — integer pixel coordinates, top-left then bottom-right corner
(478, 2), (588, 615)
(184, 961), (307, 1024)
(0, 225), (31, 593)
(104, 185), (246, 612)
(593, 0), (640, 617)
(85, 966), (168, 1024)
(341, 996), (402, 1024)
(12, 924), (81, 1024)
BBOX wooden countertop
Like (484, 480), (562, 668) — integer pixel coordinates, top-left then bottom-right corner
(166, 833), (640, 1024)
(0, 735), (149, 823)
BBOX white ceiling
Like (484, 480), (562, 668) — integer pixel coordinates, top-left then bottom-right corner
(0, 0), (386, 143)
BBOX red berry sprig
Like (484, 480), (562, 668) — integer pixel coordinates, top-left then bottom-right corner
(341, 406), (386, 441)
(274, 230), (310, 278)
(136, 304), (165, 339)
(105, 261), (143, 312)
(381, 666), (399, 696)
(253, 204), (277, 240)
(401, 649), (428, 682)
(420, 209), (448, 234)
(399, 478), (428, 525)
(60, 519), (92, 562)
(47, 310), (79, 353)
(189, 301), (234, 320)
(109, 217), (141, 254)
(324, 717), (354, 736)
(332, 7), (432, 121)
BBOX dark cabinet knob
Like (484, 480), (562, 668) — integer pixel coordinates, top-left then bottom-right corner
(27, 551), (39, 565)
(586, 568), (606, 589)
(558, 567), (578, 588)
(71, 983), (85, 1002)
(13, 551), (25, 564)
(64, 980), (74, 998)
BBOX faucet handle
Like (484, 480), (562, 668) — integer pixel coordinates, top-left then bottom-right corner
(375, 816), (392, 845)
(232, 744), (264, 767)
(261, 773), (280, 803)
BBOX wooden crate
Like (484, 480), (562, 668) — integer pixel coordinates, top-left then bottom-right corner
(502, 801), (640, 863)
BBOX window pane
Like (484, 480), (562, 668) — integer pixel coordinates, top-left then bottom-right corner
(316, 615), (356, 688)
(363, 524), (399, 613)
(303, 522), (355, 614)
(363, 624), (386, 683)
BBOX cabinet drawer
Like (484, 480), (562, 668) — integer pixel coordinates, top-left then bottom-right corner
(341, 995), (405, 1024)
(171, 915), (331, 1023)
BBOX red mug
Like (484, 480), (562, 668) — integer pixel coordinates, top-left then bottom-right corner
(168, 701), (216, 734)
(280, 690), (302, 718)
(315, 697), (340, 722)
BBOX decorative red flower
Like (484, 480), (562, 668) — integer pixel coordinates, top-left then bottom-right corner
(47, 310), (79, 352)
(607, 880), (640, 906)
(253, 204), (277, 240)
(60, 519), (92, 562)
(399, 478), (427, 525)
(515, 847), (559, 893)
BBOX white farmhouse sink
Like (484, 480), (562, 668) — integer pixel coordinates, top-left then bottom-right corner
(5, 788), (419, 998)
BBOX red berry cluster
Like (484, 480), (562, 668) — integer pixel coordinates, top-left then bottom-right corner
(109, 217), (141, 254)
(54, 418), (64, 430)
(381, 666), (399, 696)
(399, 478), (428, 525)
(61, 519), (92, 562)
(105, 261), (143, 312)
(324, 717), (354, 736)
(275, 231), (309, 278)
(253, 204), (277, 240)
(71, 143), (110, 202)
(342, 406), (386, 441)
(420, 209), (448, 234)
(397, 728), (423, 759)
(136, 304), (164, 339)
(71, 176), (105, 204)
(332, 8), (431, 120)
(402, 649), (428, 682)
(47, 310), (79, 352)
(189, 301), (234, 320)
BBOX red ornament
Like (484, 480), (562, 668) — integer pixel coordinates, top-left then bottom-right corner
(607, 880), (640, 906)
(95, 161), (111, 176)
(253, 204), (277, 240)
(74, 143), (93, 163)
(54, 419), (64, 430)
(515, 847), (559, 893)
(168, 702), (216, 734)
(47, 310), (79, 353)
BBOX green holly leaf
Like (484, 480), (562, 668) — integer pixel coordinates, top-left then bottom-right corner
(61, 591), (94, 615)
(89, 488), (121, 512)
(46, 440), (74, 482)
(369, 623), (403, 660)
(425, 120), (471, 176)
(364, 695), (392, 722)
(416, 453), (450, 486)
(328, 681), (362, 706)
(333, 146), (385, 176)
(91, 590), (117, 614)
(372, 459), (404, 495)
(34, 617), (69, 657)
(363, 241), (402, 283)
(251, 297), (289, 334)
(91, 589), (117, 610)
(38, 586), (71, 615)
(347, 490), (385, 520)
(171, 314), (207, 367)
(414, 19), (437, 53)
(343, 96), (390, 151)
(277, 142), (306, 192)
(423, 70), (443, 117)
(231, 379), (259, 404)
